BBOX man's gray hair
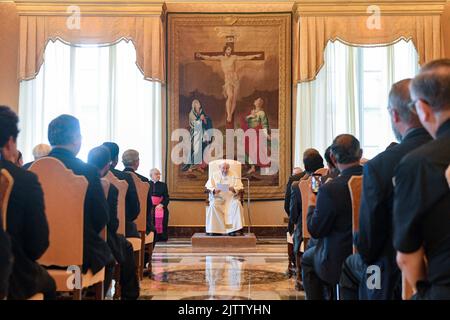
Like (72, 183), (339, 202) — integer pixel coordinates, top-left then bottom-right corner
(150, 168), (160, 176)
(32, 143), (52, 160)
(122, 149), (139, 167)
(388, 79), (420, 125)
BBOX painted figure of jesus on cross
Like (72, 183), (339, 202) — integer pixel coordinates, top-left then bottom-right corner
(195, 36), (265, 127)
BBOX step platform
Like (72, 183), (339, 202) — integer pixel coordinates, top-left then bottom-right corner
(191, 233), (257, 251)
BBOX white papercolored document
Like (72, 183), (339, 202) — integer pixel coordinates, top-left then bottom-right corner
(216, 183), (229, 192)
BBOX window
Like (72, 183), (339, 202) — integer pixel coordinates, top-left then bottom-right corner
(18, 40), (162, 177)
(295, 39), (419, 165)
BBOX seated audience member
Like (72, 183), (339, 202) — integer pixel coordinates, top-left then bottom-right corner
(87, 146), (139, 300)
(0, 106), (56, 300)
(394, 59), (450, 299)
(284, 167), (303, 277)
(23, 144), (52, 169)
(339, 79), (432, 300)
(102, 142), (141, 239)
(148, 168), (170, 242)
(122, 149), (157, 239)
(302, 134), (363, 300)
(47, 115), (114, 292)
(290, 149), (324, 290)
(323, 146), (340, 181)
(122, 149), (149, 182)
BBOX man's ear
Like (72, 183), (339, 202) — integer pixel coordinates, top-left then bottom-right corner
(416, 99), (432, 124)
(391, 108), (400, 124)
(330, 153), (337, 167)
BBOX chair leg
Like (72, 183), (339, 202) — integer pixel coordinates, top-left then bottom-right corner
(113, 264), (121, 300)
(140, 232), (145, 280)
(94, 281), (104, 300)
(134, 251), (140, 280)
(147, 243), (153, 277)
(73, 289), (82, 300)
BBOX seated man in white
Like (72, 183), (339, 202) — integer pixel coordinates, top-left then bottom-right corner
(205, 161), (245, 236)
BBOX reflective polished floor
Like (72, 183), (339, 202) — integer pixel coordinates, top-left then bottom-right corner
(139, 238), (305, 300)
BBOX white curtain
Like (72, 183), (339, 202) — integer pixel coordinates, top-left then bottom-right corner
(294, 39), (419, 167)
(18, 40), (162, 179)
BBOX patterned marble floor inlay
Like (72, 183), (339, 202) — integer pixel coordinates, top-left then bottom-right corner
(152, 269), (287, 286)
(139, 240), (305, 300)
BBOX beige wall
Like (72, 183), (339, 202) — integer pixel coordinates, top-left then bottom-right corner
(169, 200), (286, 227)
(0, 2), (19, 112)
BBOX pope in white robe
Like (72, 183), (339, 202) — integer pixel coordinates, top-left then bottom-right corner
(205, 162), (245, 236)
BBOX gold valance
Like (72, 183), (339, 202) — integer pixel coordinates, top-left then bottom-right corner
(17, 1), (165, 82)
(294, 0), (446, 82)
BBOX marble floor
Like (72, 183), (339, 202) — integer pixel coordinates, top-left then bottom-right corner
(139, 238), (305, 300)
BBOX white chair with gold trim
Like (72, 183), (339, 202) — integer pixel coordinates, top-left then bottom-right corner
(30, 158), (105, 300)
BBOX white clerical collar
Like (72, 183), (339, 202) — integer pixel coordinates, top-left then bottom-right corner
(151, 180), (158, 184)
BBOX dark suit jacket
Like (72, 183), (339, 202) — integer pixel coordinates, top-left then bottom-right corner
(111, 168), (140, 238)
(48, 148), (113, 273)
(1, 159), (52, 299)
(307, 165), (363, 285)
(357, 128), (432, 264)
(284, 173), (303, 215)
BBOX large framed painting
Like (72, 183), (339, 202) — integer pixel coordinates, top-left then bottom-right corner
(166, 13), (291, 200)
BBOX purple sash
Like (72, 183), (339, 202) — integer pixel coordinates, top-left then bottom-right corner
(152, 196), (164, 234)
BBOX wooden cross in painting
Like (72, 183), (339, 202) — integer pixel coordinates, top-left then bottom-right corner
(195, 36), (265, 128)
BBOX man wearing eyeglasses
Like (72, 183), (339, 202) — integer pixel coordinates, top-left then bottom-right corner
(338, 79), (431, 300)
(394, 59), (450, 299)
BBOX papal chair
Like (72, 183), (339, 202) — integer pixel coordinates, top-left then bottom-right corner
(29, 158), (105, 300)
(104, 171), (128, 299)
(348, 175), (363, 254)
(127, 172), (151, 280)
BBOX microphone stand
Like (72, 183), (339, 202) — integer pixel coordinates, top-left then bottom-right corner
(233, 177), (252, 235)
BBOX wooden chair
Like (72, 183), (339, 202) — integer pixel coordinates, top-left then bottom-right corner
(348, 175), (363, 254)
(0, 168), (14, 231)
(29, 158), (105, 300)
(299, 177), (311, 251)
(315, 167), (328, 176)
(402, 274), (414, 300)
(127, 172), (150, 280)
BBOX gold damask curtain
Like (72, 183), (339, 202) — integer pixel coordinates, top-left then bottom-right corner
(18, 15), (165, 82)
(294, 15), (444, 82)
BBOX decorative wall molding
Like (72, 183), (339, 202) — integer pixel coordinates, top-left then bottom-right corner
(14, 0), (166, 16)
(294, 0), (447, 17)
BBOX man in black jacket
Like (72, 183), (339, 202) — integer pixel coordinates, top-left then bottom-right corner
(339, 79), (432, 300)
(0, 105), (56, 300)
(394, 59), (450, 299)
(302, 134), (363, 300)
(47, 115), (114, 292)
(284, 167), (303, 277)
(122, 149), (157, 238)
(87, 146), (139, 300)
(290, 149), (324, 290)
(102, 142), (141, 239)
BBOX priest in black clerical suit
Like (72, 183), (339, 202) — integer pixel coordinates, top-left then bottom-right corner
(394, 60), (450, 300)
(148, 168), (170, 242)
(0, 105), (56, 300)
(47, 115), (114, 280)
(339, 79), (432, 300)
(102, 142), (141, 239)
(88, 146), (139, 299)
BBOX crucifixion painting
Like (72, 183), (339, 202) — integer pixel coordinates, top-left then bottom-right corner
(195, 37), (265, 127)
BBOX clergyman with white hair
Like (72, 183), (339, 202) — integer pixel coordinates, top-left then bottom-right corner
(205, 161), (245, 236)
(148, 168), (170, 243)
(22, 143), (52, 169)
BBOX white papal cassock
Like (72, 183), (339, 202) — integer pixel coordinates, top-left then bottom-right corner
(205, 171), (244, 234)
